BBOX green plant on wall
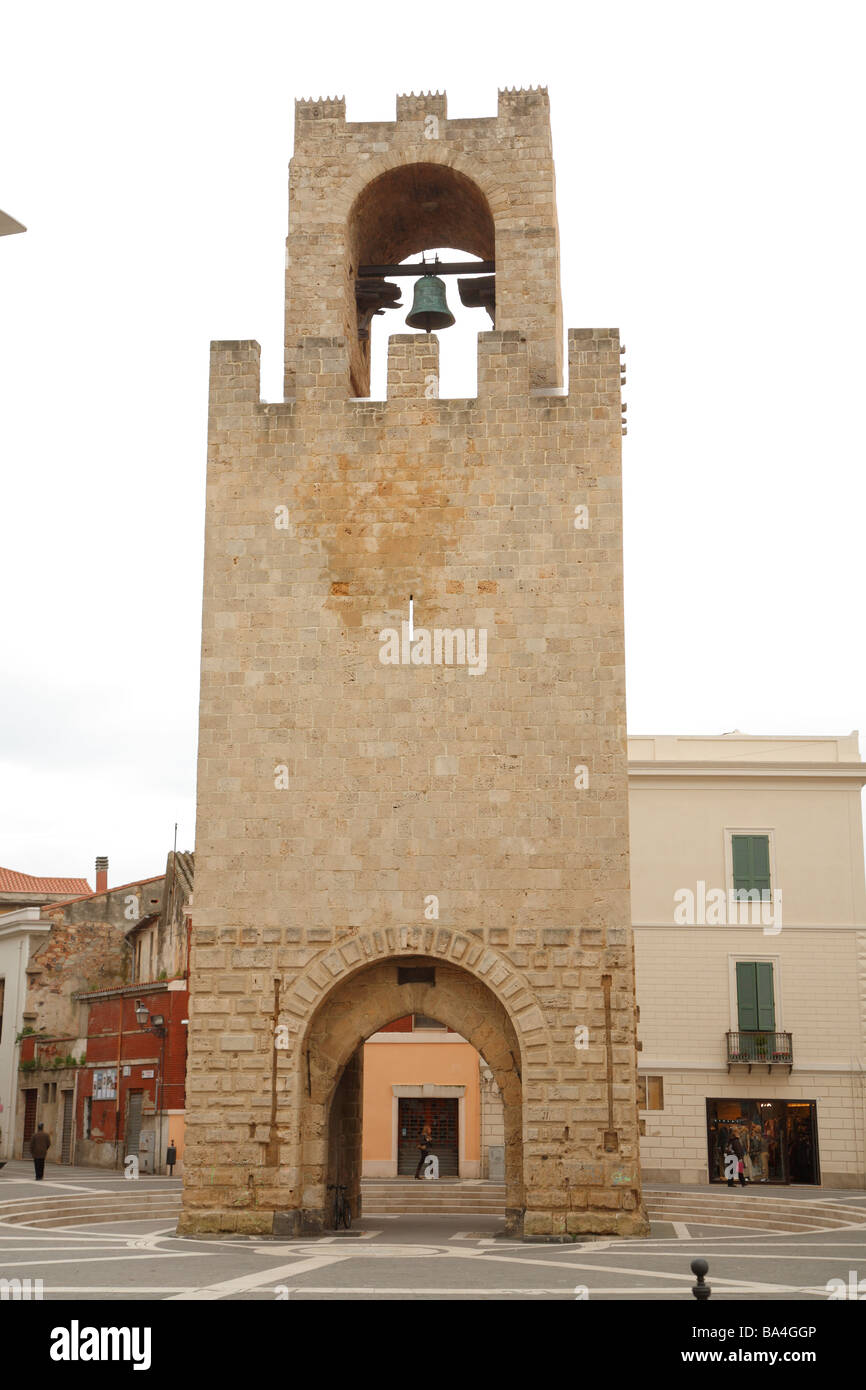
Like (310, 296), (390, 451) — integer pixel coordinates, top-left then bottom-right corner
(48, 1054), (85, 1069)
(19, 1058), (37, 1072)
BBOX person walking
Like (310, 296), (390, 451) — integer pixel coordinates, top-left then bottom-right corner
(752, 1128), (769, 1182)
(414, 1125), (432, 1180)
(724, 1141), (737, 1187)
(730, 1131), (748, 1185)
(30, 1123), (51, 1181)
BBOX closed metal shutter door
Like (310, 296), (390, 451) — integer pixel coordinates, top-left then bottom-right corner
(22, 1090), (38, 1159)
(60, 1090), (74, 1164)
(126, 1091), (144, 1160)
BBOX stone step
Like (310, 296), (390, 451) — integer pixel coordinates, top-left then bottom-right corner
(361, 1181), (507, 1214)
(361, 1192), (505, 1206)
(0, 1194), (180, 1211)
(0, 1197), (181, 1227)
(20, 1196), (183, 1207)
(646, 1192), (862, 1209)
(361, 1199), (506, 1206)
(646, 1211), (827, 1233)
(361, 1192), (505, 1202)
(0, 1193), (180, 1207)
(362, 1206), (505, 1215)
(362, 1192), (507, 1200)
(362, 1196), (506, 1206)
(361, 1183), (505, 1193)
(22, 1208), (181, 1229)
(644, 1198), (866, 1233)
(645, 1200), (865, 1227)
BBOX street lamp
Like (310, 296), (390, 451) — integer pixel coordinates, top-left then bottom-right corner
(134, 1003), (166, 1037)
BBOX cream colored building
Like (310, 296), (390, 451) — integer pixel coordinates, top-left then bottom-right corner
(631, 731), (866, 1188)
(364, 733), (866, 1188)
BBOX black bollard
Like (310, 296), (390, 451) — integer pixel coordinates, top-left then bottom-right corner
(691, 1257), (711, 1300)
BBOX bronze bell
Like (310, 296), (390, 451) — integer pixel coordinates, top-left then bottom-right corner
(405, 274), (455, 332)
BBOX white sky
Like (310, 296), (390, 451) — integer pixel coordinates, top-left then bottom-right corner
(1, 1), (864, 888)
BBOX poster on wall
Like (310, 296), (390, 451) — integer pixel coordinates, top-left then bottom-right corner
(93, 1069), (117, 1101)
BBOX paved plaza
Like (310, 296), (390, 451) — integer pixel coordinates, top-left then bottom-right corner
(2, 1162), (865, 1301)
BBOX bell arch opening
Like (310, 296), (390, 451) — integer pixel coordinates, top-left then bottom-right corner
(346, 163), (496, 397)
(298, 955), (524, 1236)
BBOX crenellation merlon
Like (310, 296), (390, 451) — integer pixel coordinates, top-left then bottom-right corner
(396, 91), (447, 122)
(295, 96), (346, 120)
(386, 332), (439, 401)
(497, 86), (550, 118)
(293, 97), (347, 141)
(208, 340), (262, 410)
(568, 328), (623, 408)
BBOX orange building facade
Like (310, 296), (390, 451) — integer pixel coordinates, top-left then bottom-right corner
(362, 1015), (503, 1179)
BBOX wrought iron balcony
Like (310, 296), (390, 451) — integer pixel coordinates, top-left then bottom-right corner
(726, 1031), (793, 1072)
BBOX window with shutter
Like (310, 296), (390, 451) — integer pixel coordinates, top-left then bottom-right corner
(732, 835), (772, 895)
(736, 961), (775, 1031)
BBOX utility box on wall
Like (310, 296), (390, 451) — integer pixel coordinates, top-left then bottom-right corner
(488, 1145), (505, 1182)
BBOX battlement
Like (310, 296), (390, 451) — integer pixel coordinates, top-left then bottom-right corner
(497, 85), (550, 117)
(294, 95), (346, 125)
(208, 328), (621, 425)
(396, 90), (447, 122)
(293, 87), (548, 142)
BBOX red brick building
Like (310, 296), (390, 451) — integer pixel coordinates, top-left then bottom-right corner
(73, 980), (189, 1172)
(13, 851), (193, 1173)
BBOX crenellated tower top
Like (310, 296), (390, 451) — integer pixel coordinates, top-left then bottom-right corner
(284, 88), (562, 398)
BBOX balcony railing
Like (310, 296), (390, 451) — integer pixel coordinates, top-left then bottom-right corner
(726, 1030), (793, 1071)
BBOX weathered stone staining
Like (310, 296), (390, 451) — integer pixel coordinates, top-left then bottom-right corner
(179, 86), (649, 1239)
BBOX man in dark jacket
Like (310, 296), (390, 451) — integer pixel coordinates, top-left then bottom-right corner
(414, 1126), (432, 1180)
(30, 1123), (51, 1180)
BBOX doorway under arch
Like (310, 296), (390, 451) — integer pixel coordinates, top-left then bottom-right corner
(299, 956), (524, 1235)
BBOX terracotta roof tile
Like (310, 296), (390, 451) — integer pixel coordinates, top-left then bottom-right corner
(0, 867), (92, 895)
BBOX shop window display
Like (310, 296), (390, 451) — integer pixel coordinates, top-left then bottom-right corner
(706, 1098), (819, 1185)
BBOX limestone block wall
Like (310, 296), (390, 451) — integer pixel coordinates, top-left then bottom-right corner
(26, 880), (164, 1039)
(180, 320), (647, 1238)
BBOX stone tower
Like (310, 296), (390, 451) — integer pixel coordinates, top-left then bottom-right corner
(179, 87), (649, 1239)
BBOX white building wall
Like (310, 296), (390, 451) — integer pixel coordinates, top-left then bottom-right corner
(0, 911), (49, 1160)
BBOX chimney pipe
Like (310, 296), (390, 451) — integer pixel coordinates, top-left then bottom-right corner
(95, 856), (108, 893)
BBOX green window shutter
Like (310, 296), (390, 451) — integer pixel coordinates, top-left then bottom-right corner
(732, 835), (771, 894)
(732, 836), (752, 889)
(736, 961), (758, 1031)
(736, 961), (775, 1032)
(751, 837), (771, 895)
(755, 962), (775, 1030)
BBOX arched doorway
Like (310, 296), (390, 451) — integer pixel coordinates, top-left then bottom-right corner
(345, 161), (496, 396)
(297, 956), (524, 1235)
